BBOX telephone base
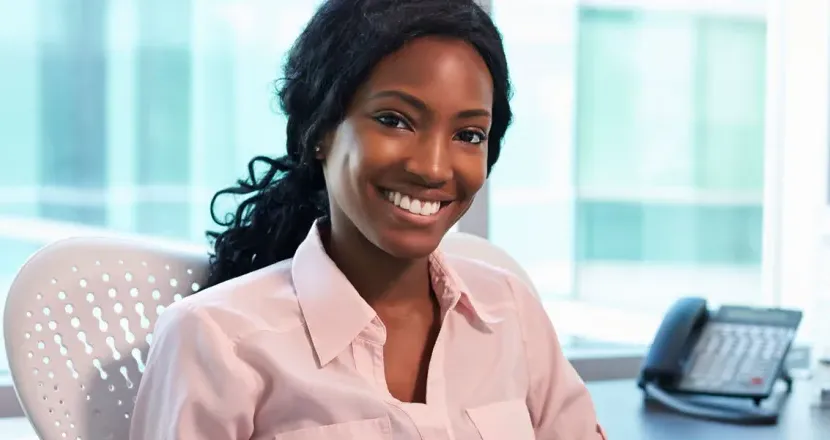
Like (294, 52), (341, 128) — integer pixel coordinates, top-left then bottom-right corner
(752, 370), (793, 407)
(643, 370), (794, 425)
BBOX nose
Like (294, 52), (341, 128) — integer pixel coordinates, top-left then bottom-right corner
(404, 133), (453, 187)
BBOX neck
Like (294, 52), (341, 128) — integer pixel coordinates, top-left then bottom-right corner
(321, 221), (432, 306)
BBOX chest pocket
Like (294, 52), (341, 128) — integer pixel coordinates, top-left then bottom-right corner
(466, 399), (536, 440)
(273, 416), (391, 440)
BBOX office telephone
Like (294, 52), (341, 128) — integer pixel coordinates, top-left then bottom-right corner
(637, 297), (802, 425)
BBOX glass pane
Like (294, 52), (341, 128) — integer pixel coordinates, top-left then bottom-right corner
(490, 2), (766, 346)
(0, 0), (322, 376)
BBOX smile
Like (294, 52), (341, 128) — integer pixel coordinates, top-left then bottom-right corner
(382, 190), (445, 217)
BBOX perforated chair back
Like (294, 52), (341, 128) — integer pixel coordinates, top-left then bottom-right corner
(4, 236), (209, 440)
(4, 231), (534, 440)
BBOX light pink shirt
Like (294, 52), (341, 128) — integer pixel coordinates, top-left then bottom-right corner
(130, 224), (607, 439)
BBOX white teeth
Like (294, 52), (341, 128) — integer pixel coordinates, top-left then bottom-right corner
(384, 191), (442, 216)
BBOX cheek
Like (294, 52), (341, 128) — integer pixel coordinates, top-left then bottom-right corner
(456, 153), (488, 199)
(327, 123), (372, 179)
(448, 157), (486, 222)
(348, 131), (409, 187)
(326, 129), (400, 205)
(355, 127), (407, 163)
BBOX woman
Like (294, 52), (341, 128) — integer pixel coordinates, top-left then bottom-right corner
(130, 0), (606, 438)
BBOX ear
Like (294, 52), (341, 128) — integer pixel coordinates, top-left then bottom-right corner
(316, 131), (335, 160)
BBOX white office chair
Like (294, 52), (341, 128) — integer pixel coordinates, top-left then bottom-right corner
(5, 231), (534, 440)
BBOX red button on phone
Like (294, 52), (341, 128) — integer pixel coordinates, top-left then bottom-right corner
(751, 377), (763, 385)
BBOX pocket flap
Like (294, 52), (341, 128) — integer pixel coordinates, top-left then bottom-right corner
(273, 416), (391, 440)
(466, 399), (535, 440)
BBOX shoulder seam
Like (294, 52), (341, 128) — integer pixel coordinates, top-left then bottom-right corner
(184, 302), (266, 395)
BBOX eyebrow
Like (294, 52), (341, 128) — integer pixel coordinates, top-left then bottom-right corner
(368, 90), (491, 119)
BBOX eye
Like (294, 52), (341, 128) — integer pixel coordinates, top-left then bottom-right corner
(455, 130), (487, 145)
(373, 113), (411, 130)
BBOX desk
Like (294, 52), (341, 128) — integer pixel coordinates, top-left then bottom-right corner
(588, 380), (830, 439)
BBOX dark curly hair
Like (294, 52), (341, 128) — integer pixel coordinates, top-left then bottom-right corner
(205, 0), (513, 288)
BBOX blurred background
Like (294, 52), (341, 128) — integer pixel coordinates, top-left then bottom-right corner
(1, 0), (828, 376)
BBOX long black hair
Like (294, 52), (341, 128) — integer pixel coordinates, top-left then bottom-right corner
(205, 0), (513, 288)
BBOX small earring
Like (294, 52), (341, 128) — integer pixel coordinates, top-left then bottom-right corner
(314, 145), (322, 153)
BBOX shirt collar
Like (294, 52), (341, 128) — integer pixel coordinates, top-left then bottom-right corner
(292, 221), (501, 367)
(427, 250), (503, 328)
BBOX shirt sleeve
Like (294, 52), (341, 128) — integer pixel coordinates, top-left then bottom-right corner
(507, 275), (607, 440)
(129, 302), (260, 440)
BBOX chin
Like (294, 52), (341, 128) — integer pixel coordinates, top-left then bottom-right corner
(374, 231), (444, 260)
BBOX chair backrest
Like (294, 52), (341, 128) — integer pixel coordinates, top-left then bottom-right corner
(4, 231), (533, 440)
(4, 236), (209, 440)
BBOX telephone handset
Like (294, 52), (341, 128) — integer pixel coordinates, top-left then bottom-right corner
(637, 297), (802, 425)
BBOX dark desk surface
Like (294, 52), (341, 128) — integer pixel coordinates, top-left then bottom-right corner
(588, 380), (830, 439)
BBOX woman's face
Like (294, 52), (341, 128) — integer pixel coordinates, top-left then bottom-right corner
(320, 36), (493, 259)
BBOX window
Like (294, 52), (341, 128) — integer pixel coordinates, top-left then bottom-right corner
(488, 0), (828, 352)
(0, 0), (322, 378)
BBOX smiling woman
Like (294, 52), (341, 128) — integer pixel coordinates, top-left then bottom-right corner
(127, 0), (606, 439)
(204, 2), (512, 286)
(3, 0), (827, 437)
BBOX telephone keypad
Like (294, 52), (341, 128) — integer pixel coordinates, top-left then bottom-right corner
(677, 322), (795, 396)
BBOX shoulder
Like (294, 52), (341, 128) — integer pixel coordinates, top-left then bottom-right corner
(156, 259), (304, 344)
(441, 253), (541, 308)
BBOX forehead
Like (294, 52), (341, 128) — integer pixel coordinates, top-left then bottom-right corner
(357, 37), (494, 110)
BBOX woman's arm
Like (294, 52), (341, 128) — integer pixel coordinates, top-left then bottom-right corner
(129, 303), (260, 440)
(508, 275), (608, 440)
